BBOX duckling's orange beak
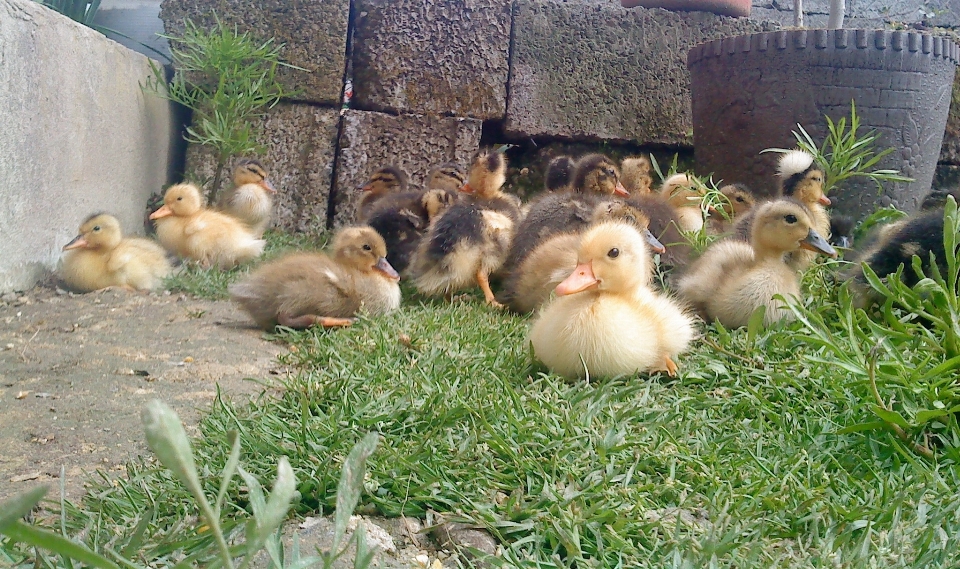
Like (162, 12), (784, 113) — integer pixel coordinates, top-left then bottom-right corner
(818, 195), (832, 206)
(62, 235), (88, 251)
(643, 230), (666, 254)
(556, 262), (597, 296)
(259, 179), (277, 194)
(799, 229), (837, 258)
(375, 257), (400, 280)
(459, 183), (474, 194)
(358, 183), (373, 192)
(149, 205), (173, 220)
(614, 181), (630, 197)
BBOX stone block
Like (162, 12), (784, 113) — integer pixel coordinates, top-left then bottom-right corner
(332, 110), (482, 226)
(351, 0), (512, 120)
(0, 0), (178, 293)
(506, 1), (776, 145)
(159, 0), (349, 105)
(940, 68), (960, 166)
(185, 103), (340, 234)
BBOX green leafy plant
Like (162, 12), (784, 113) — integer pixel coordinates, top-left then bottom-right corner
(144, 17), (299, 203)
(36, 0), (100, 26)
(764, 100), (913, 196)
(0, 401), (379, 569)
(787, 198), (960, 460)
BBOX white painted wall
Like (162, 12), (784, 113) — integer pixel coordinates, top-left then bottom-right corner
(0, 0), (178, 293)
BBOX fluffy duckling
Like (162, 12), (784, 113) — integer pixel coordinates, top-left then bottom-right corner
(847, 188), (960, 307)
(545, 155), (576, 192)
(366, 188), (457, 276)
(61, 213), (171, 292)
(150, 183), (265, 269)
(410, 150), (520, 306)
(623, 192), (690, 269)
(528, 221), (695, 379)
(230, 226), (400, 330)
(779, 150), (831, 270)
(218, 159), (277, 238)
(829, 215), (856, 250)
(660, 173), (708, 232)
(357, 166), (409, 223)
(709, 183), (756, 235)
(504, 154), (628, 274)
(427, 162), (467, 191)
(620, 155), (654, 195)
(676, 199), (836, 328)
(500, 202), (665, 314)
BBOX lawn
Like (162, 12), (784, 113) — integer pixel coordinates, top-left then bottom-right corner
(3, 227), (960, 568)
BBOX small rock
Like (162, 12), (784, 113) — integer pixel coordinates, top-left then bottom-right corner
(4, 343), (14, 350)
(16, 391), (30, 400)
(183, 356), (194, 363)
(1, 292), (17, 303)
(34, 392), (52, 399)
(56, 288), (67, 295)
(429, 515), (497, 562)
(10, 471), (41, 482)
(347, 515), (396, 554)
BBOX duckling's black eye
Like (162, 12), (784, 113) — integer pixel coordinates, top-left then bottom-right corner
(785, 214), (798, 224)
(607, 248), (620, 259)
(736, 196), (745, 202)
(93, 226), (101, 231)
(177, 197), (183, 201)
(362, 244), (372, 251)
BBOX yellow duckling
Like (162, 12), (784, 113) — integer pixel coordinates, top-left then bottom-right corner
(410, 150), (521, 306)
(60, 213), (171, 292)
(500, 202), (665, 314)
(150, 183), (265, 269)
(676, 199), (836, 328)
(779, 150), (831, 269)
(528, 221), (694, 379)
(620, 155), (654, 195)
(230, 226), (401, 330)
(357, 166), (409, 223)
(660, 173), (708, 233)
(218, 159), (277, 238)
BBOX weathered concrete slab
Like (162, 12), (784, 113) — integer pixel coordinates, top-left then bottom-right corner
(185, 103), (340, 234)
(351, 0), (512, 120)
(332, 110), (482, 226)
(506, 1), (776, 145)
(0, 0), (178, 294)
(159, 0), (350, 105)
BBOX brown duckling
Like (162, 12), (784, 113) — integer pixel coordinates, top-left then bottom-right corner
(218, 159), (277, 238)
(410, 150), (521, 306)
(61, 213), (171, 292)
(528, 221), (695, 379)
(620, 155), (654, 195)
(357, 166), (409, 223)
(676, 199), (836, 328)
(708, 183), (756, 235)
(150, 183), (265, 269)
(366, 187), (457, 277)
(503, 153), (628, 275)
(229, 226), (401, 330)
(500, 202), (665, 314)
(545, 155), (576, 192)
(427, 162), (467, 192)
(847, 188), (960, 307)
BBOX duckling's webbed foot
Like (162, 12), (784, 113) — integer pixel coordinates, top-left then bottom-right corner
(659, 356), (679, 377)
(475, 270), (504, 309)
(278, 313), (355, 329)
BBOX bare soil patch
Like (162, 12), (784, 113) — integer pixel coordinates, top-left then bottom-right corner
(0, 285), (283, 502)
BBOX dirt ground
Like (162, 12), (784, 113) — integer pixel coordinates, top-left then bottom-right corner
(0, 285), (284, 502)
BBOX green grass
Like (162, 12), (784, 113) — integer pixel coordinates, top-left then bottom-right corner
(5, 232), (960, 568)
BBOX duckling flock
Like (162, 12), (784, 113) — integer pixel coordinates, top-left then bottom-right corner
(58, 148), (956, 381)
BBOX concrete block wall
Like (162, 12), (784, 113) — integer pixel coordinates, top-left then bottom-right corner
(160, 0), (960, 231)
(0, 0), (179, 294)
